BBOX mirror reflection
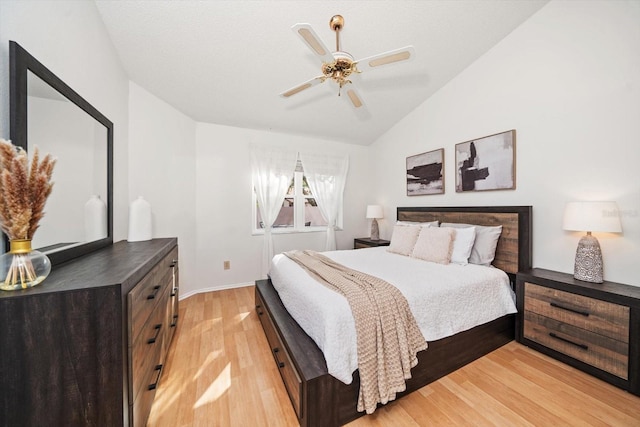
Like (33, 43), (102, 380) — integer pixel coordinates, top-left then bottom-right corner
(27, 71), (109, 252)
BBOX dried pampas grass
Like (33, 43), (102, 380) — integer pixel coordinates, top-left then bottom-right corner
(0, 139), (56, 241)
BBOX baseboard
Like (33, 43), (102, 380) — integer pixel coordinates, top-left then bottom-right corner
(179, 281), (254, 300)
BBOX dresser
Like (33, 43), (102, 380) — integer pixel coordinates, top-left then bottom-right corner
(516, 268), (640, 396)
(0, 238), (179, 426)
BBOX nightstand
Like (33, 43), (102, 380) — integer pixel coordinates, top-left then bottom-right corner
(353, 237), (390, 249)
(516, 268), (640, 396)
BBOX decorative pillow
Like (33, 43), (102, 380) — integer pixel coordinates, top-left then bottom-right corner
(396, 220), (439, 228)
(411, 226), (455, 264)
(387, 224), (421, 256)
(441, 223), (502, 266)
(441, 226), (476, 265)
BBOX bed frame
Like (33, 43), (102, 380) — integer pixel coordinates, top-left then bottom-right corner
(255, 206), (532, 426)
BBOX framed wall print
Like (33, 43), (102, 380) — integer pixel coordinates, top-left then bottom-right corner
(455, 130), (516, 192)
(406, 148), (444, 196)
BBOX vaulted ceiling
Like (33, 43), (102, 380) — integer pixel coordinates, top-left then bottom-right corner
(95, 0), (548, 145)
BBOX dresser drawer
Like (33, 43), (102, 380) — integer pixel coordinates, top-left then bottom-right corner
(132, 361), (163, 427)
(130, 281), (169, 402)
(524, 311), (629, 379)
(129, 260), (173, 346)
(256, 290), (302, 418)
(524, 282), (629, 342)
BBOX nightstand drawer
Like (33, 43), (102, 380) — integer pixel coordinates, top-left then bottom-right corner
(353, 238), (390, 249)
(524, 282), (629, 342)
(524, 311), (629, 379)
(516, 269), (640, 397)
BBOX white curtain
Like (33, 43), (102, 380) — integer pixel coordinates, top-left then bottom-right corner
(299, 153), (349, 251)
(251, 147), (298, 278)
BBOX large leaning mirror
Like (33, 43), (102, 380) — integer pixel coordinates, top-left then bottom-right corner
(8, 41), (113, 266)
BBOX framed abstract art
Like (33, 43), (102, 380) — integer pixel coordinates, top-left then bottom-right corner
(455, 130), (516, 192)
(406, 148), (444, 196)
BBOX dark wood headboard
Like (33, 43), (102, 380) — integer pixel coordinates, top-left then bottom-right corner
(397, 206), (532, 277)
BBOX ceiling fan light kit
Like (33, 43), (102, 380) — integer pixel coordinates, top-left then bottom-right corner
(281, 14), (415, 111)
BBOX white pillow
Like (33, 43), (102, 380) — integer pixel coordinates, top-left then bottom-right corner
(441, 226), (476, 265)
(387, 224), (421, 256)
(441, 223), (502, 266)
(411, 226), (455, 264)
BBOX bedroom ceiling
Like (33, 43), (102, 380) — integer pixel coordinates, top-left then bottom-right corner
(94, 0), (548, 146)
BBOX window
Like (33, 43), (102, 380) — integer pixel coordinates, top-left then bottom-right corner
(253, 164), (339, 233)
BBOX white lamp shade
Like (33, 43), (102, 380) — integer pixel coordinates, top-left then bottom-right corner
(563, 201), (622, 233)
(366, 205), (384, 219)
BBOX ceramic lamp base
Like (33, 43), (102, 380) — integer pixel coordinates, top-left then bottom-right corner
(574, 233), (603, 283)
(370, 219), (380, 241)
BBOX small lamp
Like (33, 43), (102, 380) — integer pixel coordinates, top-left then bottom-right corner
(366, 205), (384, 240)
(563, 201), (622, 283)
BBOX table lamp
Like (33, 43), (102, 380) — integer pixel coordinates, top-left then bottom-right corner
(366, 205), (384, 240)
(563, 201), (622, 283)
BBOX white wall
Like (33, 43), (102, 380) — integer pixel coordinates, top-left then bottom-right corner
(0, 0), (130, 242)
(194, 123), (372, 294)
(128, 82), (197, 295)
(371, 0), (640, 286)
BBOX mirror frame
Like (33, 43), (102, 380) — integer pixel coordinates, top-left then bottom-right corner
(8, 41), (114, 266)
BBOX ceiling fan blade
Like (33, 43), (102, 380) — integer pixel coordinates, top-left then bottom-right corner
(343, 85), (371, 120)
(280, 76), (325, 98)
(355, 46), (415, 72)
(345, 87), (364, 109)
(292, 24), (335, 63)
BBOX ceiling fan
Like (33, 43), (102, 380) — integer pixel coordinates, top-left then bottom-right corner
(280, 15), (415, 111)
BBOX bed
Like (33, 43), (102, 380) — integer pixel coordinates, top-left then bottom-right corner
(255, 206), (532, 427)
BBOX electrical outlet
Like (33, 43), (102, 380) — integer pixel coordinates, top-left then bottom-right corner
(223, 260), (230, 270)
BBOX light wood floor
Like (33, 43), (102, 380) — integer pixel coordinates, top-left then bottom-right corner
(148, 287), (640, 426)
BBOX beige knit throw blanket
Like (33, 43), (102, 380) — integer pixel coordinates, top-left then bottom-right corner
(283, 250), (428, 414)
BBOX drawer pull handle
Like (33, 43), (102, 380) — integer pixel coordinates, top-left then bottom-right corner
(549, 332), (589, 350)
(257, 305), (263, 315)
(550, 302), (589, 317)
(272, 347), (285, 368)
(147, 324), (162, 344)
(171, 314), (178, 328)
(147, 285), (161, 300)
(148, 364), (163, 390)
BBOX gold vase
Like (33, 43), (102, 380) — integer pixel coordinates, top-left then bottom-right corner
(0, 239), (51, 291)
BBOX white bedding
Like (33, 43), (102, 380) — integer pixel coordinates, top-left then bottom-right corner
(269, 246), (517, 384)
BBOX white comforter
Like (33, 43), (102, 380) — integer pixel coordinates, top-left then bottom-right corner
(269, 247), (517, 384)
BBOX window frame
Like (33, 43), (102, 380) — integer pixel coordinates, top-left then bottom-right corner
(252, 170), (343, 235)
